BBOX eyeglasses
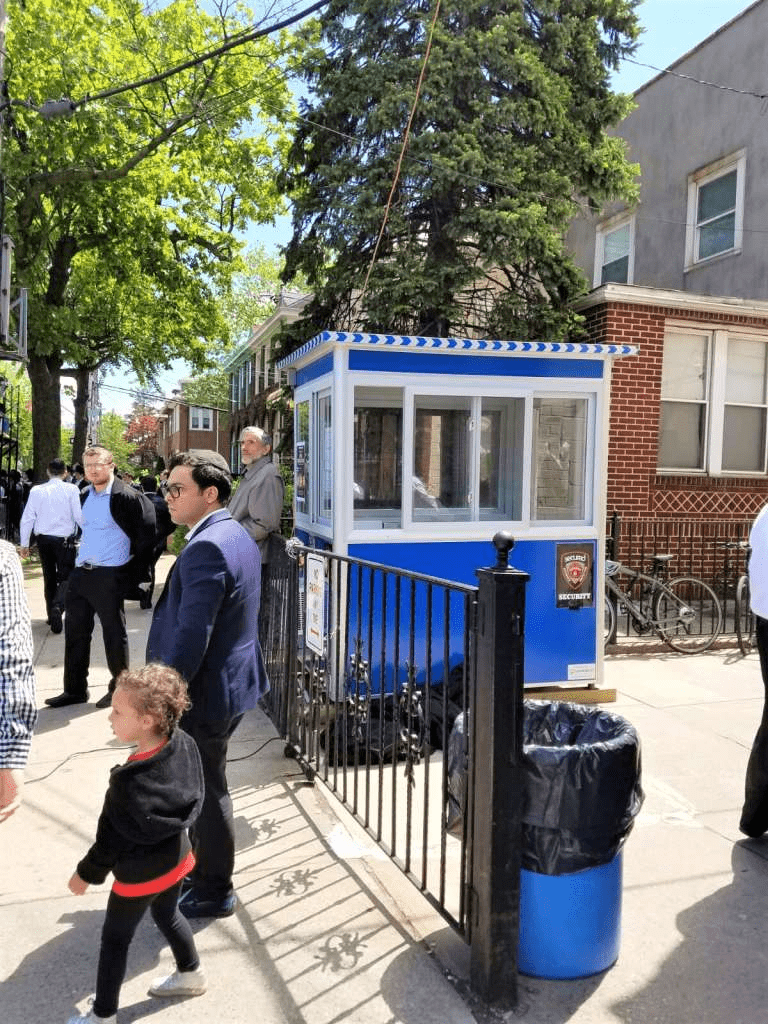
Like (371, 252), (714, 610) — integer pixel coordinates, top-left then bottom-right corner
(165, 483), (189, 499)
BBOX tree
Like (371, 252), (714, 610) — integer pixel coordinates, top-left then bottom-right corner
(0, 362), (33, 468)
(218, 244), (300, 346)
(96, 412), (136, 473)
(5, 0), (303, 477)
(279, 0), (641, 348)
(124, 410), (160, 470)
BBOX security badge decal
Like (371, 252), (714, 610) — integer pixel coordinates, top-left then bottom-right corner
(556, 543), (594, 607)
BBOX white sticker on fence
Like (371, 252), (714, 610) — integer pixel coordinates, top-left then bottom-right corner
(305, 552), (326, 655)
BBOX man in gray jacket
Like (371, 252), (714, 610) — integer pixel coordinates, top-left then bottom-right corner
(228, 426), (283, 565)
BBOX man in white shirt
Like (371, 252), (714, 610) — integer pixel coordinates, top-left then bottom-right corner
(19, 457), (82, 634)
(741, 504), (768, 836)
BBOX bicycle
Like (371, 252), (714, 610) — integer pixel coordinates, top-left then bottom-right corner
(733, 545), (754, 656)
(604, 554), (723, 655)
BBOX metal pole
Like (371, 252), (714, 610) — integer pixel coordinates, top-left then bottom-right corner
(469, 531), (528, 1008)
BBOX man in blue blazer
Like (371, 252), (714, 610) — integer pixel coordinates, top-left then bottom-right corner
(146, 449), (268, 919)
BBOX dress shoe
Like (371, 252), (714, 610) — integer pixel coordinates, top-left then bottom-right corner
(45, 691), (89, 708)
(178, 889), (236, 919)
(49, 607), (63, 634)
(95, 691), (113, 709)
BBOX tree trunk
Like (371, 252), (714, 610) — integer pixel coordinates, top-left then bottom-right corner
(27, 352), (62, 480)
(69, 366), (93, 464)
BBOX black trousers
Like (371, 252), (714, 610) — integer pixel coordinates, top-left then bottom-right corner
(36, 534), (75, 618)
(93, 881), (199, 1019)
(183, 715), (243, 900)
(63, 566), (129, 697)
(741, 614), (768, 836)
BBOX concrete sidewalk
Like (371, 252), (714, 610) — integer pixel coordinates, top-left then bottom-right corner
(3, 554), (768, 1024)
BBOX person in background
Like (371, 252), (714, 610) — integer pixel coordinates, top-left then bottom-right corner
(0, 540), (37, 822)
(66, 664), (206, 1024)
(136, 476), (176, 609)
(72, 464), (89, 491)
(147, 449), (268, 919)
(6, 469), (24, 542)
(227, 426), (283, 569)
(45, 445), (156, 710)
(741, 505), (768, 836)
(19, 457), (83, 634)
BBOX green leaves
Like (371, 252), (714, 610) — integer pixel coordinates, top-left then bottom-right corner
(281, 0), (640, 344)
(6, 0), (299, 470)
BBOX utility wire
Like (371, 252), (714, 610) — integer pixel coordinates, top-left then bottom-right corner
(355, 0), (443, 316)
(624, 57), (768, 101)
(66, 0), (328, 112)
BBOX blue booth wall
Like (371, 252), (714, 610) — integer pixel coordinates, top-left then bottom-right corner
(347, 540), (597, 686)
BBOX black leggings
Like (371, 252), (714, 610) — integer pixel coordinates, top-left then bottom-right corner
(92, 880), (199, 1019)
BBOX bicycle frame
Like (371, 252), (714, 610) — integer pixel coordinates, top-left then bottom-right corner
(606, 566), (663, 634)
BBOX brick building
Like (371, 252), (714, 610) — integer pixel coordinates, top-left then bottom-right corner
(156, 386), (229, 470)
(565, 2), (768, 574)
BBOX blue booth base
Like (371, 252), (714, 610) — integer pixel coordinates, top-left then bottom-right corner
(518, 852), (623, 979)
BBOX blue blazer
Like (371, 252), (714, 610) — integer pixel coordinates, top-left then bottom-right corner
(146, 508), (269, 725)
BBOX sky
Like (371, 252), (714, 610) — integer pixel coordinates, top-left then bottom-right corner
(96, 0), (756, 418)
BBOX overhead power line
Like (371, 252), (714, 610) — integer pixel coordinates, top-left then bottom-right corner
(625, 57), (768, 101)
(3, 0), (328, 116)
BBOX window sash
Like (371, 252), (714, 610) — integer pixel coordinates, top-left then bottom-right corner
(659, 330), (768, 475)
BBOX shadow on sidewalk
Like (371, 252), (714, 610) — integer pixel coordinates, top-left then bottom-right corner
(611, 841), (768, 1024)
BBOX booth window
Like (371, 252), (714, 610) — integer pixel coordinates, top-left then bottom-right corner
(413, 398), (472, 521)
(354, 388), (402, 526)
(295, 399), (310, 515)
(318, 392), (333, 523)
(480, 398), (523, 520)
(532, 397), (588, 521)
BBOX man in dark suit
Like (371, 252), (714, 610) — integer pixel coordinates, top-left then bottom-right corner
(146, 449), (268, 919)
(45, 445), (156, 709)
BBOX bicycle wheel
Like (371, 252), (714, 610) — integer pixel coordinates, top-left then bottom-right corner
(652, 576), (723, 654)
(604, 593), (617, 649)
(735, 575), (755, 656)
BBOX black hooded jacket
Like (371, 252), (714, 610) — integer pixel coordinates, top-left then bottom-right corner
(77, 727), (203, 887)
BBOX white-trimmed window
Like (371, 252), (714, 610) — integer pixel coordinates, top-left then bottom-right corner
(189, 406), (213, 431)
(659, 328), (768, 474)
(594, 213), (634, 286)
(685, 150), (746, 268)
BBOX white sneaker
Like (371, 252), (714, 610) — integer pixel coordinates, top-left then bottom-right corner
(149, 966), (207, 997)
(66, 1001), (117, 1023)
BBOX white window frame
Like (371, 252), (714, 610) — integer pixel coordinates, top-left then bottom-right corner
(685, 150), (746, 269)
(189, 406), (213, 431)
(293, 381), (334, 537)
(344, 374), (596, 540)
(659, 325), (768, 476)
(593, 211), (635, 287)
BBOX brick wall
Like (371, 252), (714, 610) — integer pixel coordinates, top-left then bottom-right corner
(586, 300), (768, 523)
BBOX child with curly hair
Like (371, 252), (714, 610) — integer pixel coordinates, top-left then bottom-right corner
(66, 663), (207, 1023)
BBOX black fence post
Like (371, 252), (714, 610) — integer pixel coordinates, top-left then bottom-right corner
(469, 531), (529, 1008)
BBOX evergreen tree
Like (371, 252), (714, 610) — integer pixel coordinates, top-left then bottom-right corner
(280, 0), (640, 346)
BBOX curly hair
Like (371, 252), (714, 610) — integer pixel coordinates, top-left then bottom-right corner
(114, 663), (191, 737)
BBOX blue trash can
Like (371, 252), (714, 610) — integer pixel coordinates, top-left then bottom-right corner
(518, 851), (623, 978)
(517, 700), (642, 979)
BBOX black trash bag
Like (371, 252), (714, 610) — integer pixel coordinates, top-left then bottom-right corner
(444, 701), (643, 873)
(522, 700), (643, 875)
(323, 690), (426, 765)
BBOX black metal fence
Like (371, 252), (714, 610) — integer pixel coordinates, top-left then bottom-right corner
(259, 535), (479, 938)
(606, 513), (753, 641)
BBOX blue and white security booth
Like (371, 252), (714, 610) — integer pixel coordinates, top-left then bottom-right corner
(276, 331), (637, 695)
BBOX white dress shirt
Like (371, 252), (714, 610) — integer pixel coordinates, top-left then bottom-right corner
(19, 477), (83, 546)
